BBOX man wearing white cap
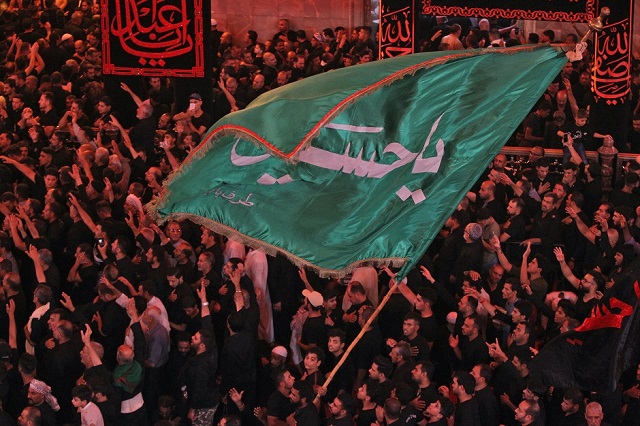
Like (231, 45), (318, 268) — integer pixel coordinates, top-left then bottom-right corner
(298, 289), (326, 354)
(59, 33), (75, 57)
(257, 345), (288, 405)
(271, 346), (288, 364)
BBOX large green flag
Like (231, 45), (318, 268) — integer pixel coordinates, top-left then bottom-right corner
(150, 45), (568, 277)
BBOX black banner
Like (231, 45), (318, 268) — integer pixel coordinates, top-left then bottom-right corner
(593, 12), (633, 105)
(380, 0), (415, 58)
(590, 0), (634, 147)
(101, 0), (205, 77)
(421, 0), (596, 22)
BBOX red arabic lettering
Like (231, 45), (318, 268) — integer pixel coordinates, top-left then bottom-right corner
(593, 19), (631, 101)
(575, 296), (634, 332)
(381, 8), (412, 45)
(111, 0), (193, 59)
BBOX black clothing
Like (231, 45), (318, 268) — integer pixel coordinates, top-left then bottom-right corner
(179, 315), (220, 411)
(220, 330), (256, 399)
(399, 405), (422, 425)
(323, 351), (355, 401)
(39, 109), (60, 130)
(267, 390), (294, 421)
(454, 397), (482, 426)
(475, 387), (500, 426)
(405, 334), (431, 363)
(530, 209), (562, 246)
(300, 315), (328, 349)
(502, 214), (526, 242)
(40, 338), (84, 423)
(484, 198), (507, 224)
(435, 226), (465, 283)
(326, 415), (354, 426)
(293, 403), (321, 426)
(129, 116), (157, 161)
(418, 314), (438, 345)
(353, 327), (383, 371)
(416, 383), (440, 406)
(34, 401), (58, 426)
(459, 334), (490, 371)
(51, 146), (74, 169)
(356, 407), (378, 426)
(390, 359), (415, 389)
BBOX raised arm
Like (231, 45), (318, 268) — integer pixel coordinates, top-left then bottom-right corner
(112, 116), (142, 160)
(25, 42), (44, 76)
(563, 78), (580, 119)
(8, 215), (27, 252)
(16, 205), (39, 239)
(0, 155), (36, 182)
(6, 299), (16, 349)
(564, 135), (585, 165)
(466, 286), (497, 317)
(120, 82), (144, 107)
(81, 324), (102, 366)
(566, 206), (596, 244)
(218, 76), (238, 112)
(27, 245), (47, 284)
(491, 235), (514, 273)
(520, 242), (532, 287)
(161, 142), (180, 171)
(68, 192), (97, 233)
(553, 247), (580, 289)
(298, 268), (314, 292)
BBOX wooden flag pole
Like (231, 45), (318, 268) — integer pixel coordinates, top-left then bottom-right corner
(314, 280), (400, 404)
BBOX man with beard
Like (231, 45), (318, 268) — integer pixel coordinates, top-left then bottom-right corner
(179, 286), (220, 425)
(287, 381), (320, 426)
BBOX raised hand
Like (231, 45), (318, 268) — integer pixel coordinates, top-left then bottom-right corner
(81, 324), (92, 344)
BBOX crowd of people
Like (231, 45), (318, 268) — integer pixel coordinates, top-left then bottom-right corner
(212, 16), (640, 149)
(0, 1), (638, 426)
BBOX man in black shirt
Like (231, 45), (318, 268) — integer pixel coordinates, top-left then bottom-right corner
(342, 281), (373, 344)
(424, 397), (455, 425)
(450, 314), (489, 371)
(514, 399), (541, 425)
(387, 312), (430, 363)
(411, 361), (440, 410)
(451, 371), (481, 426)
(288, 381), (320, 426)
(298, 289), (326, 354)
(501, 198), (527, 244)
(471, 364), (500, 426)
(266, 369), (295, 425)
(326, 393), (355, 426)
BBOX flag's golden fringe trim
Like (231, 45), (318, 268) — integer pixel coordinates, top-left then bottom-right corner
(147, 210), (407, 278)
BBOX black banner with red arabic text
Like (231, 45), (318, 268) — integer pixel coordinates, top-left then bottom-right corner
(101, 0), (205, 77)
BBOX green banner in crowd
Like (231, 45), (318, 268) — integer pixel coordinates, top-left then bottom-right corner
(150, 45), (568, 278)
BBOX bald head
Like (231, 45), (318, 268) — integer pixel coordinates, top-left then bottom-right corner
(557, 90), (568, 106)
(145, 306), (162, 323)
(263, 52), (277, 67)
(253, 74), (265, 89)
(117, 345), (134, 364)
